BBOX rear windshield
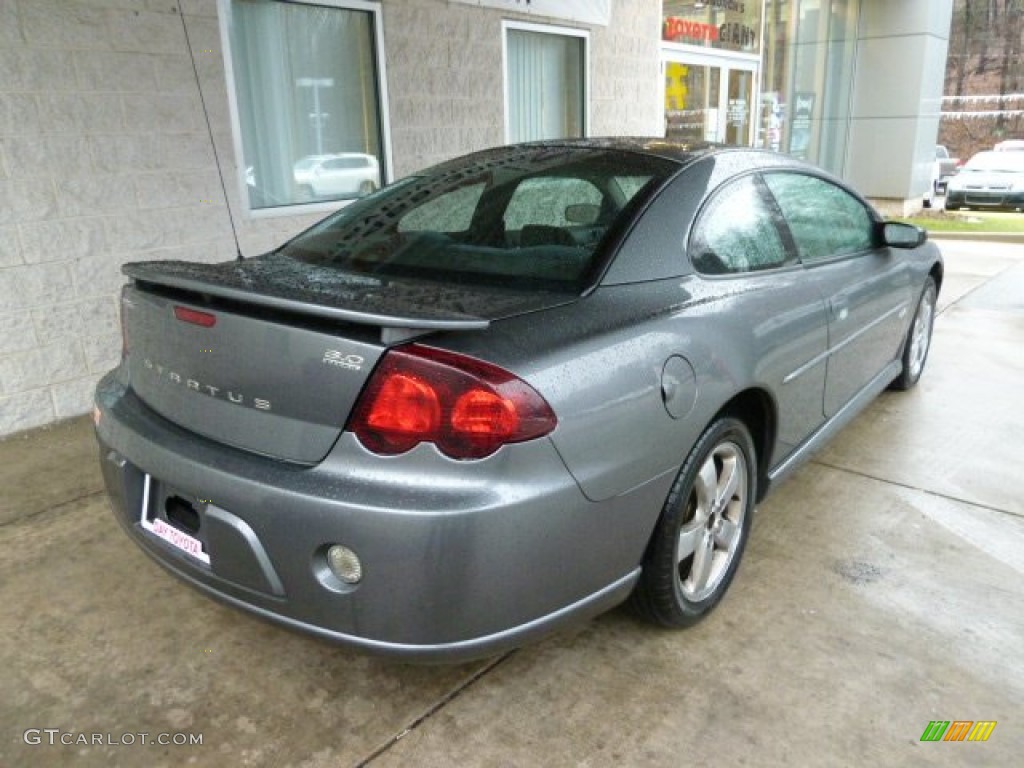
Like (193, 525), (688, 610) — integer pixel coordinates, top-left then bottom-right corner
(280, 146), (679, 291)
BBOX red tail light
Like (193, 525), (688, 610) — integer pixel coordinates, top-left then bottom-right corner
(174, 305), (217, 327)
(349, 345), (557, 460)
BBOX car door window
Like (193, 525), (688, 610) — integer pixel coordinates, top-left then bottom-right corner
(689, 175), (792, 275)
(762, 172), (875, 263)
(503, 177), (604, 231)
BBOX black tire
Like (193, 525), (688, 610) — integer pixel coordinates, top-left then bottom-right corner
(891, 277), (937, 391)
(630, 417), (756, 627)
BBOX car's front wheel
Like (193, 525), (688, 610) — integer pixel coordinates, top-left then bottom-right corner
(630, 417), (756, 627)
(891, 277), (937, 390)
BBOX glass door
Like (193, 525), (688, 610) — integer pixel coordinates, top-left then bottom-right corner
(725, 68), (754, 146)
(665, 62), (721, 143)
(663, 52), (757, 146)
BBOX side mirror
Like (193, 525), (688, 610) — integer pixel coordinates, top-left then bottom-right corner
(882, 221), (927, 249)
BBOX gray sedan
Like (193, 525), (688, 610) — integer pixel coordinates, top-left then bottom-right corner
(94, 140), (941, 662)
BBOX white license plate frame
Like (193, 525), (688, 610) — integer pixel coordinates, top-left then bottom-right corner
(140, 474), (211, 565)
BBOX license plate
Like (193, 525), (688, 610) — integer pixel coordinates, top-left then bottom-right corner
(140, 474), (210, 564)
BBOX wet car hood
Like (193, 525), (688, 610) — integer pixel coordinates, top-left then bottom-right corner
(949, 170), (1024, 189)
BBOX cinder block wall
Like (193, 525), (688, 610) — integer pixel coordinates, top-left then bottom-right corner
(0, 0), (661, 437)
(384, 0), (662, 176)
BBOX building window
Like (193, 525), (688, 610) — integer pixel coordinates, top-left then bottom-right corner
(662, 0), (764, 55)
(504, 22), (587, 143)
(220, 0), (391, 215)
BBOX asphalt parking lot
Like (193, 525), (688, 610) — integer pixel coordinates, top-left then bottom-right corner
(2, 238), (1022, 767)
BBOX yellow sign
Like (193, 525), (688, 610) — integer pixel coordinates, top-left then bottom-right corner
(665, 63), (689, 111)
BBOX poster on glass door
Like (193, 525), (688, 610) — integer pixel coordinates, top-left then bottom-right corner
(790, 92), (815, 159)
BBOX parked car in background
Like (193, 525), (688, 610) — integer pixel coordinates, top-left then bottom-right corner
(925, 155), (942, 208)
(293, 153), (380, 200)
(944, 150), (1024, 211)
(95, 140), (942, 662)
(934, 145), (960, 194)
(994, 139), (1024, 152)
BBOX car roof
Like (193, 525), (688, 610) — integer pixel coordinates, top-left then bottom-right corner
(420, 138), (812, 179)
(518, 137), (721, 163)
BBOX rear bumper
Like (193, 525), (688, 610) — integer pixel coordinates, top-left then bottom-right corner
(94, 372), (666, 662)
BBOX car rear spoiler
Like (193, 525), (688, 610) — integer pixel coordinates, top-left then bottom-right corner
(123, 261), (490, 344)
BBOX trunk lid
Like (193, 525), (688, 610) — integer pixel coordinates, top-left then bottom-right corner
(122, 254), (575, 463)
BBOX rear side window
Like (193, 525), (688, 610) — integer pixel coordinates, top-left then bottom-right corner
(689, 175), (792, 275)
(762, 172), (875, 263)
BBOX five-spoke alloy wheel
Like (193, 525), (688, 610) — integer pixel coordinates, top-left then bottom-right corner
(631, 417), (756, 626)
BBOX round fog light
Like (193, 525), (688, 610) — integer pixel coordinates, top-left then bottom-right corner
(326, 544), (363, 584)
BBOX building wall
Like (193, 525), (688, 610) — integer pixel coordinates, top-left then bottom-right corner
(0, 0), (661, 437)
(0, 0), (308, 435)
(846, 0), (953, 213)
(384, 0), (661, 177)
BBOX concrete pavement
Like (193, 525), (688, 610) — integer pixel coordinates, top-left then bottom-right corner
(2, 239), (1022, 767)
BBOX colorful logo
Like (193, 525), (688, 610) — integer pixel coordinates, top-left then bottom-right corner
(920, 721), (997, 742)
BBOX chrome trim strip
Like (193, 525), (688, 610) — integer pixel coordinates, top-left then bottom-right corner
(783, 301), (908, 384)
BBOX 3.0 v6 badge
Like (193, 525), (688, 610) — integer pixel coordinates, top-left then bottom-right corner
(322, 350), (365, 371)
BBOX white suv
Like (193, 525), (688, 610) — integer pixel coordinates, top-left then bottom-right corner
(293, 153), (380, 200)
